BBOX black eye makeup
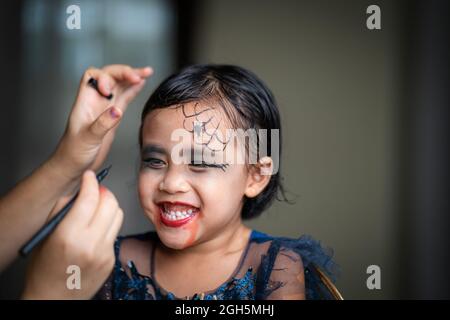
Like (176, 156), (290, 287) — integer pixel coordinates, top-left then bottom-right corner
(189, 161), (229, 172)
(141, 157), (229, 172)
(140, 144), (168, 170)
(188, 147), (229, 172)
(140, 144), (230, 172)
(141, 157), (166, 169)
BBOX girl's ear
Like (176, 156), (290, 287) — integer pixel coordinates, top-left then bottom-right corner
(244, 156), (274, 198)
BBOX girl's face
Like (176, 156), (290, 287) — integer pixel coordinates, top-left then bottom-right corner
(138, 102), (251, 250)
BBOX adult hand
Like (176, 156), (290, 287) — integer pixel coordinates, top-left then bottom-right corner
(22, 170), (123, 299)
(50, 64), (153, 180)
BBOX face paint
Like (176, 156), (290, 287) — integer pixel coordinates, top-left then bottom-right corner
(139, 103), (249, 252)
(181, 215), (200, 248)
(182, 103), (231, 153)
(180, 103), (233, 172)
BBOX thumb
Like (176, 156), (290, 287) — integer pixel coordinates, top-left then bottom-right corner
(119, 79), (146, 107)
(87, 106), (122, 142)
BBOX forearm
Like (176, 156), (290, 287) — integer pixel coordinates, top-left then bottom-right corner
(0, 155), (79, 271)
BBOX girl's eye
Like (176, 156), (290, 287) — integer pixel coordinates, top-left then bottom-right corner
(189, 161), (229, 172)
(142, 158), (166, 169)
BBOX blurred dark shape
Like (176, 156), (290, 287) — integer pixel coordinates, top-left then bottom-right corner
(398, 0), (450, 299)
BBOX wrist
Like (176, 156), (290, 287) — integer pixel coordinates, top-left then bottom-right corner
(49, 131), (87, 177)
(44, 147), (81, 194)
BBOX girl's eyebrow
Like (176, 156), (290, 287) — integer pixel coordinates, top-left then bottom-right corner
(141, 144), (167, 156)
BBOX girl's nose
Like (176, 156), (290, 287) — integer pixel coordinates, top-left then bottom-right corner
(159, 167), (190, 194)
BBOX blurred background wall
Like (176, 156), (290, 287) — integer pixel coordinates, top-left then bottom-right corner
(0, 0), (448, 299)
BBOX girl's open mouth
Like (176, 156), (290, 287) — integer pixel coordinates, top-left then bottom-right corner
(157, 202), (200, 228)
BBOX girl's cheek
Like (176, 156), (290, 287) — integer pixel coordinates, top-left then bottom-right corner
(138, 172), (153, 194)
(138, 186), (162, 228)
(137, 179), (154, 209)
(182, 219), (200, 248)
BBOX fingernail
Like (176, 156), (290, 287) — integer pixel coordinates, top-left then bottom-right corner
(110, 107), (120, 119)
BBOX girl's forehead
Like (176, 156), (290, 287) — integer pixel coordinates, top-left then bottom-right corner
(142, 102), (233, 140)
(141, 102), (248, 163)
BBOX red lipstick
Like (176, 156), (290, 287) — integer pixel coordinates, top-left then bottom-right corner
(157, 201), (199, 228)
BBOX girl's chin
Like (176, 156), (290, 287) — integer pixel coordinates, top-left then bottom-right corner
(146, 209), (202, 249)
(152, 224), (197, 249)
(160, 239), (187, 250)
(156, 231), (194, 250)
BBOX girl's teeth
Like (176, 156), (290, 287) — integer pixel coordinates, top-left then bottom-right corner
(162, 207), (196, 221)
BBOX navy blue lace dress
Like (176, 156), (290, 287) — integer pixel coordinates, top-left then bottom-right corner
(94, 229), (340, 300)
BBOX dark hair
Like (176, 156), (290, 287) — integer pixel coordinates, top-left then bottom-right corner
(139, 64), (290, 219)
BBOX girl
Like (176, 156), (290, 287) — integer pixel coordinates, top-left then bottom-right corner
(94, 64), (340, 300)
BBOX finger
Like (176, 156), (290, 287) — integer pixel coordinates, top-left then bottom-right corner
(105, 207), (124, 244)
(133, 66), (153, 78)
(80, 67), (116, 100)
(81, 66), (101, 84)
(63, 170), (99, 226)
(89, 129), (116, 172)
(97, 72), (116, 97)
(102, 65), (141, 84)
(86, 106), (122, 143)
(88, 186), (119, 235)
(124, 67), (142, 83)
(116, 79), (146, 109)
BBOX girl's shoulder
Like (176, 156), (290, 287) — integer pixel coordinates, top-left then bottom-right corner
(113, 231), (158, 276)
(249, 230), (337, 273)
(249, 230), (342, 300)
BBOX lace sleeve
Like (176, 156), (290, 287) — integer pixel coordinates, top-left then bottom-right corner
(92, 273), (114, 300)
(256, 235), (340, 300)
(92, 237), (122, 300)
(263, 247), (305, 300)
